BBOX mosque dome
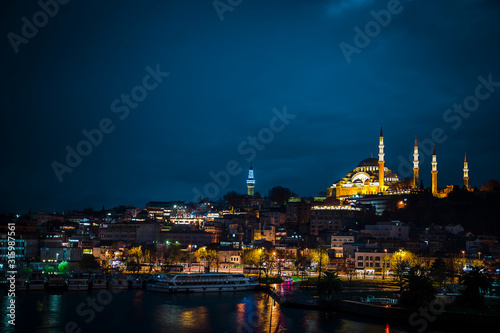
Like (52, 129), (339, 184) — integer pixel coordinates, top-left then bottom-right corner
(357, 157), (379, 167)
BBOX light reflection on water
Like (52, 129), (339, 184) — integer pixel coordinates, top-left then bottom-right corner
(1, 290), (464, 333)
(236, 293), (287, 332)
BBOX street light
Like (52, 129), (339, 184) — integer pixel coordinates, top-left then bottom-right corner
(188, 245), (192, 272)
(383, 249), (387, 280)
(272, 252), (277, 276)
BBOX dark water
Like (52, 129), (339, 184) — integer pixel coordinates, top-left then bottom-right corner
(2, 289), (464, 333)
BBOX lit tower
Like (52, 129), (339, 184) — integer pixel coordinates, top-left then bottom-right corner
(378, 126), (385, 192)
(413, 136), (419, 189)
(431, 145), (438, 196)
(463, 153), (469, 189)
(246, 163), (255, 196)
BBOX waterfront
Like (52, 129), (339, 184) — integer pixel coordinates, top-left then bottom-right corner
(2, 289), (467, 333)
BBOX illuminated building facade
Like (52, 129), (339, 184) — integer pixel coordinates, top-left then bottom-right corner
(246, 164), (255, 196)
(309, 205), (362, 235)
(327, 127), (471, 199)
(431, 145), (438, 196)
(463, 153), (470, 189)
(413, 136), (419, 189)
(327, 127), (400, 200)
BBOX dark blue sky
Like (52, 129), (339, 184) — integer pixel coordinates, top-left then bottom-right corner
(1, 0), (500, 213)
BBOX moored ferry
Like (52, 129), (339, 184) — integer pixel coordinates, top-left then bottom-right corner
(45, 274), (66, 290)
(66, 272), (90, 291)
(90, 272), (107, 289)
(108, 274), (128, 290)
(27, 272), (45, 291)
(147, 273), (259, 293)
(15, 277), (28, 291)
(127, 274), (143, 289)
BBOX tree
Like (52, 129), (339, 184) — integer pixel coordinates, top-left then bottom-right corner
(143, 244), (158, 273)
(128, 246), (143, 273)
(345, 260), (356, 282)
(57, 261), (70, 275)
(430, 258), (448, 288)
(318, 271), (344, 301)
(390, 250), (418, 286)
(21, 266), (33, 278)
(450, 256), (466, 283)
(459, 266), (492, 306)
(129, 246), (143, 262)
(400, 265), (436, 307)
(42, 265), (55, 275)
(101, 260), (111, 274)
(309, 249), (329, 278)
(163, 245), (182, 266)
(223, 191), (246, 207)
(258, 250), (271, 279)
(195, 247), (208, 265)
(206, 249), (219, 273)
(275, 249), (286, 277)
(195, 247), (218, 272)
(268, 186), (295, 204)
(79, 254), (100, 271)
(243, 248), (259, 268)
(290, 253), (301, 276)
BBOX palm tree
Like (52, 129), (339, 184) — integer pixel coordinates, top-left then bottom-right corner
(459, 266), (492, 306)
(319, 271), (343, 302)
(400, 265), (436, 307)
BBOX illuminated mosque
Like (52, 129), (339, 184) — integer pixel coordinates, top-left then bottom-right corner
(326, 126), (471, 200)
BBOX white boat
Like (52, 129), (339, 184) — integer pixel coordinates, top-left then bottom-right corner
(90, 273), (107, 290)
(45, 274), (66, 290)
(67, 272), (90, 291)
(147, 273), (259, 293)
(28, 272), (46, 291)
(127, 274), (143, 289)
(108, 274), (128, 290)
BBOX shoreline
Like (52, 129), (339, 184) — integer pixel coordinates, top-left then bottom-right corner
(261, 285), (499, 329)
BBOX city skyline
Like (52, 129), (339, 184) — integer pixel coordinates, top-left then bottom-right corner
(2, 0), (500, 212)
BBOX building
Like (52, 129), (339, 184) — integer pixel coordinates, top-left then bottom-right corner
(309, 205), (361, 236)
(355, 249), (392, 276)
(145, 202), (176, 222)
(99, 221), (160, 244)
(40, 247), (83, 262)
(354, 194), (407, 216)
(0, 225), (39, 263)
(361, 221), (409, 241)
(260, 210), (286, 226)
(330, 234), (355, 258)
(247, 164), (255, 196)
(218, 246), (243, 269)
(171, 217), (204, 229)
(327, 127), (400, 200)
(285, 200), (311, 225)
(326, 126), (471, 200)
(160, 230), (218, 246)
(261, 225), (276, 244)
(203, 221), (226, 240)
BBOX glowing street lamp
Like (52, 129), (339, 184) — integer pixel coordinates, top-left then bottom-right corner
(382, 249), (387, 280)
(188, 245), (192, 272)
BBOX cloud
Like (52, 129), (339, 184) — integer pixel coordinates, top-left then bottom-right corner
(326, 0), (375, 16)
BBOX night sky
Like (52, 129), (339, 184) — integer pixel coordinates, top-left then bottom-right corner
(1, 0), (500, 213)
